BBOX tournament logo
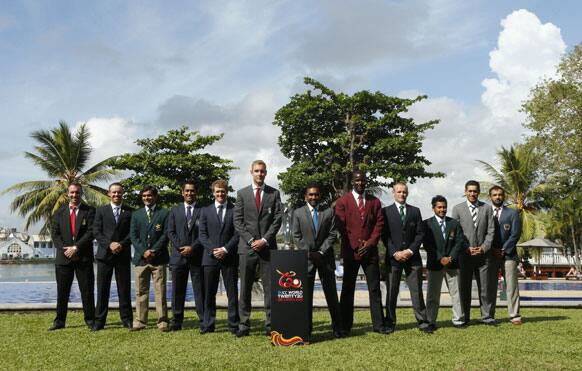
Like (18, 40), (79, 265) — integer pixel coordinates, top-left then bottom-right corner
(276, 270), (304, 302)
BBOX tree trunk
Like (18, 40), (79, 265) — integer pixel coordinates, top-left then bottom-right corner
(570, 216), (581, 274)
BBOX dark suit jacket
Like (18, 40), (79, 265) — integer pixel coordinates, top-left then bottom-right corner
(335, 192), (384, 261)
(382, 203), (424, 267)
(233, 184), (283, 257)
(423, 216), (464, 270)
(166, 203), (203, 266)
(291, 204), (337, 272)
(492, 206), (522, 261)
(93, 204), (133, 263)
(130, 206), (170, 266)
(199, 202), (239, 266)
(51, 203), (95, 265)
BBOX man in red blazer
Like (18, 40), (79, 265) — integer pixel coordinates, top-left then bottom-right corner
(335, 171), (386, 334)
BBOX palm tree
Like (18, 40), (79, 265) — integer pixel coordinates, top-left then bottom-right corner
(477, 143), (545, 258)
(2, 121), (117, 233)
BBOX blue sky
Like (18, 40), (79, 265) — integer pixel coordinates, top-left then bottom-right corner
(1, 1), (580, 231)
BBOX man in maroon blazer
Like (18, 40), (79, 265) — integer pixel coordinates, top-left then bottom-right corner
(335, 171), (386, 334)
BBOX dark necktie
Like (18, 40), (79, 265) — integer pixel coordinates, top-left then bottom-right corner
(146, 208), (152, 223)
(217, 204), (224, 224)
(312, 207), (318, 230)
(186, 206), (192, 229)
(70, 206), (77, 237)
(357, 195), (365, 220)
(494, 207), (500, 221)
(399, 205), (405, 223)
(255, 188), (261, 211)
(114, 207), (120, 224)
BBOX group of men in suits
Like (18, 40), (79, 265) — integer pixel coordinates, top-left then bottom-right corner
(49, 167), (522, 337)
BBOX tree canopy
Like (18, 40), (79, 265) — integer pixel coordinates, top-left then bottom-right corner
(522, 44), (582, 272)
(108, 126), (235, 208)
(273, 77), (443, 207)
(2, 121), (115, 232)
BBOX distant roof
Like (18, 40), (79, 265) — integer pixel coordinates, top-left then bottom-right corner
(518, 238), (563, 248)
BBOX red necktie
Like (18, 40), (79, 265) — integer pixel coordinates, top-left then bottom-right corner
(255, 188), (261, 211)
(70, 206), (77, 237)
(357, 195), (365, 220)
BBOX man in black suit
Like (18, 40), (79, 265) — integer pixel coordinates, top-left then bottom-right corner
(382, 182), (430, 333)
(167, 179), (204, 331)
(233, 160), (282, 337)
(49, 182), (95, 331)
(292, 183), (343, 338)
(199, 179), (240, 334)
(92, 182), (133, 331)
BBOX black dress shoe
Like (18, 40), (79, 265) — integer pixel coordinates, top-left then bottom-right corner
(453, 323), (468, 329)
(265, 330), (272, 337)
(200, 328), (215, 335)
(122, 321), (132, 329)
(228, 328), (238, 335)
(48, 323), (65, 331)
(85, 320), (95, 329)
(169, 325), (182, 332)
(421, 326), (434, 334)
(333, 330), (343, 338)
(91, 325), (104, 332)
(383, 327), (395, 334)
(236, 329), (250, 337)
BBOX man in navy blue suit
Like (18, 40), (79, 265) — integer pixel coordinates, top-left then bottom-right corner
(489, 186), (522, 325)
(166, 179), (204, 331)
(382, 182), (430, 333)
(199, 179), (240, 334)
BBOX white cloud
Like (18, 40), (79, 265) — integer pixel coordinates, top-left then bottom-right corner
(400, 9), (567, 217)
(481, 9), (566, 121)
(75, 117), (141, 165)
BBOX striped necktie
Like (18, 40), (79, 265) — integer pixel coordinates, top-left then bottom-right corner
(470, 204), (478, 228)
(440, 220), (446, 240)
(357, 195), (365, 220)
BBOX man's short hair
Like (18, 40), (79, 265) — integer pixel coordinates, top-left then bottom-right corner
(393, 181), (408, 190)
(352, 169), (366, 179)
(465, 180), (480, 191)
(488, 185), (505, 195)
(431, 195), (447, 208)
(182, 179), (197, 190)
(68, 182), (83, 191)
(211, 179), (228, 191)
(251, 160), (267, 169)
(304, 182), (321, 193)
(141, 185), (158, 196)
(108, 182), (123, 191)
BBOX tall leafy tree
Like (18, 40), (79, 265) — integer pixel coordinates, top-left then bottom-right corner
(109, 126), (235, 208)
(477, 144), (545, 243)
(274, 77), (443, 207)
(2, 121), (115, 232)
(522, 43), (582, 269)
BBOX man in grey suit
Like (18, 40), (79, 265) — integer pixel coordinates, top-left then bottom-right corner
(452, 180), (496, 325)
(234, 160), (283, 337)
(489, 185), (523, 325)
(292, 183), (343, 338)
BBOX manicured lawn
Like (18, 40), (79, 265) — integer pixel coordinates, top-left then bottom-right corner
(0, 308), (580, 370)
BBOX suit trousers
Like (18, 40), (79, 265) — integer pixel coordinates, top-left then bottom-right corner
(170, 263), (204, 327)
(426, 268), (464, 325)
(459, 253), (496, 323)
(238, 252), (271, 331)
(54, 262), (95, 326)
(491, 259), (521, 321)
(340, 258), (384, 332)
(203, 264), (239, 332)
(306, 259), (342, 334)
(95, 259), (132, 327)
(385, 264), (428, 329)
(134, 264), (168, 329)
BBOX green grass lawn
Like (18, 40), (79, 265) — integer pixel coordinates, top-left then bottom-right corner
(0, 308), (580, 370)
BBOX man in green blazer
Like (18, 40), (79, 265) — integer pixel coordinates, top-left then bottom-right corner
(130, 185), (170, 332)
(423, 195), (465, 330)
